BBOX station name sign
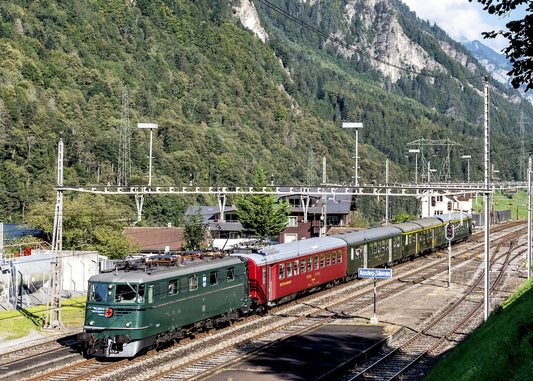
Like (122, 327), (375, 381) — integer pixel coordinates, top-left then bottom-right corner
(358, 268), (392, 278)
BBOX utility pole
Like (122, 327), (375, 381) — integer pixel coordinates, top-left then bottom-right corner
(517, 153), (531, 279)
(483, 75), (490, 322)
(117, 85), (132, 186)
(385, 158), (389, 225)
(44, 134), (65, 330)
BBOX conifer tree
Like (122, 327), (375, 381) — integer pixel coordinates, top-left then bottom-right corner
(235, 166), (290, 239)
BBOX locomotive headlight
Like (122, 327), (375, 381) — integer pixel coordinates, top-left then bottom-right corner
(125, 322), (131, 327)
(89, 321), (95, 326)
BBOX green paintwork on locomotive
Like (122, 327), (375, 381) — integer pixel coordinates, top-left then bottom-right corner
(83, 257), (250, 342)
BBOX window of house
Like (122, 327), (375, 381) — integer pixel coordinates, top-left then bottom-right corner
(287, 216), (298, 227)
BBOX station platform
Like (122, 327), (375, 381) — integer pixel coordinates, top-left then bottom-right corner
(201, 319), (405, 381)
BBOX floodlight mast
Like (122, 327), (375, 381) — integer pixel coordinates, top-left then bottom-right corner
(138, 123), (158, 186)
(342, 123), (363, 187)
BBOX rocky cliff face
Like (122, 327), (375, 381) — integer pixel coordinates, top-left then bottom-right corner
(341, 0), (442, 82)
(234, 0), (268, 42)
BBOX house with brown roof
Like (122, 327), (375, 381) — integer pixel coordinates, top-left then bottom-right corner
(122, 226), (187, 254)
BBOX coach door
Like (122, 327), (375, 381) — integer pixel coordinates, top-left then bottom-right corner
(268, 264), (273, 302)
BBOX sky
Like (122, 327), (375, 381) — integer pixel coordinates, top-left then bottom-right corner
(402, 0), (526, 53)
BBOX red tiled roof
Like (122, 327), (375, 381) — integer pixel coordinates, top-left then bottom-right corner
(122, 227), (187, 251)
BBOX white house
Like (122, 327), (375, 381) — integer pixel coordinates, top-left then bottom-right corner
(420, 191), (473, 218)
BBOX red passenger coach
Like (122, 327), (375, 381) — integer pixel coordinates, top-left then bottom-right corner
(232, 237), (347, 308)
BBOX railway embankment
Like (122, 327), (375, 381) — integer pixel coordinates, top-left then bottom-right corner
(424, 277), (533, 381)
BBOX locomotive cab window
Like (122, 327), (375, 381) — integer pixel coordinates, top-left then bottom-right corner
(89, 283), (109, 302)
(138, 284), (145, 303)
(115, 283), (137, 303)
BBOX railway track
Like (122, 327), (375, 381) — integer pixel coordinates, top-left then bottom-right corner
(342, 228), (525, 381)
(6, 221), (525, 381)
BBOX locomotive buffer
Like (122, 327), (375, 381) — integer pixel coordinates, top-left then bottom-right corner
(358, 268), (392, 324)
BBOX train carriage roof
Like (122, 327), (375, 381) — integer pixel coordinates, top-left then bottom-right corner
(390, 221), (423, 234)
(411, 218), (443, 229)
(89, 256), (244, 284)
(231, 236), (346, 265)
(332, 226), (402, 246)
(430, 212), (472, 223)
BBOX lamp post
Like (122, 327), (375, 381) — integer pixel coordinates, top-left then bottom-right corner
(138, 123), (158, 186)
(461, 155), (471, 182)
(408, 149), (420, 184)
(342, 122), (363, 186)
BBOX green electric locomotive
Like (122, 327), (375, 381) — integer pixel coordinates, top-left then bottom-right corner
(78, 256), (250, 357)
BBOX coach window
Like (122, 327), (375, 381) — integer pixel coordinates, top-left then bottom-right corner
(210, 271), (218, 286)
(279, 263), (285, 280)
(301, 258), (306, 273)
(227, 267), (235, 281)
(308, 257), (313, 272)
(159, 282), (167, 298)
(287, 261), (293, 277)
(332, 251), (336, 265)
(314, 255), (319, 270)
(327, 252), (331, 266)
(169, 279), (178, 295)
(189, 274), (198, 291)
(320, 253), (325, 268)
(180, 278), (188, 293)
(338, 250), (342, 263)
(294, 260), (299, 276)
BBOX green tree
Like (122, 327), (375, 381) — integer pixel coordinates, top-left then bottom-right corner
(235, 166), (290, 239)
(469, 0), (533, 91)
(184, 207), (206, 250)
(27, 193), (136, 259)
(390, 212), (416, 223)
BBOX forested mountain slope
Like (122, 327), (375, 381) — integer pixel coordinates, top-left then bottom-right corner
(0, 0), (532, 231)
